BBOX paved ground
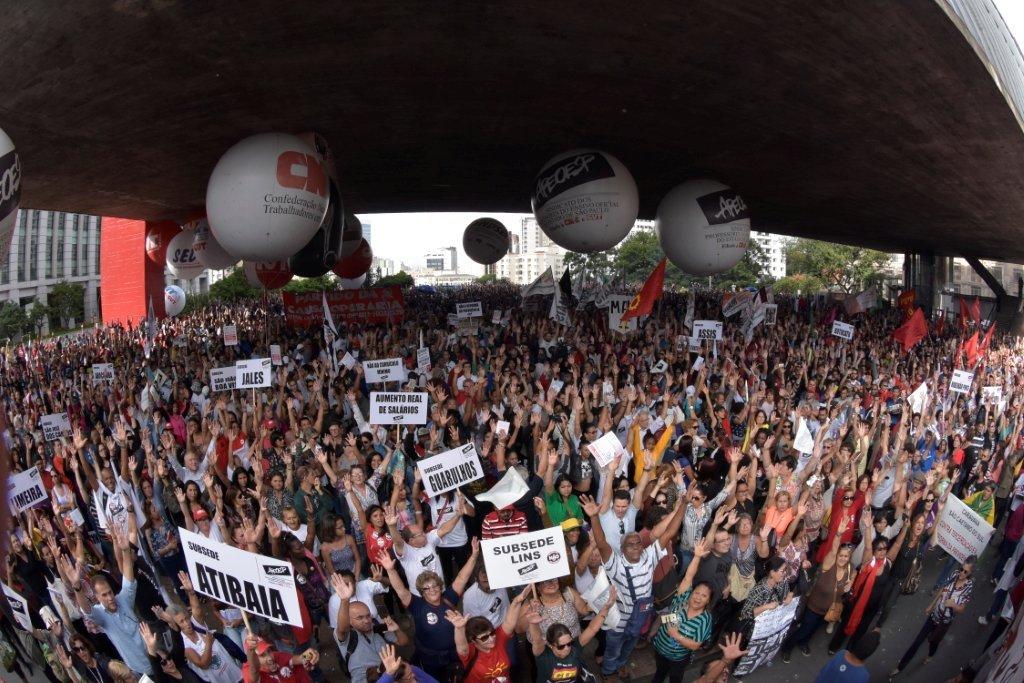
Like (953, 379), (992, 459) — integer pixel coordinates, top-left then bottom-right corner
(16, 545), (1004, 682)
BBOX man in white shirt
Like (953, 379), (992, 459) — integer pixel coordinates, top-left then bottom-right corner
(390, 501), (463, 597)
(462, 565), (509, 628)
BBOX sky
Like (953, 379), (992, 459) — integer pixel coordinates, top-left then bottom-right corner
(365, 2), (1024, 276)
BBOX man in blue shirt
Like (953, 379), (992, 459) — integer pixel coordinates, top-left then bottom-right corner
(815, 630), (879, 683)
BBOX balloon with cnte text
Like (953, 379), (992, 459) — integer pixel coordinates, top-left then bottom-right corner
(206, 133), (329, 261)
(463, 218), (510, 265)
(656, 179), (750, 276)
(166, 230), (205, 279)
(530, 149), (638, 253)
(243, 260), (293, 290)
(332, 238), (372, 279)
(0, 126), (22, 264)
(192, 217), (238, 270)
(164, 285), (186, 317)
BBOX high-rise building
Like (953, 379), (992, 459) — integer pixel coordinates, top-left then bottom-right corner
(486, 217), (567, 285)
(0, 209), (102, 331)
(425, 247), (457, 271)
(362, 222), (372, 248)
(751, 231), (787, 279)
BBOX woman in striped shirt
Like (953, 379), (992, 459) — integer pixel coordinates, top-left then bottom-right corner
(651, 538), (714, 683)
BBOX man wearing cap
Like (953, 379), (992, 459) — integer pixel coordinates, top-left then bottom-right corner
(243, 633), (318, 683)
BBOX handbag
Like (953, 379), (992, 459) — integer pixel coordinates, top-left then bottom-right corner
(728, 564), (755, 602)
(901, 557), (923, 595)
(623, 566), (654, 638)
(824, 565), (850, 623)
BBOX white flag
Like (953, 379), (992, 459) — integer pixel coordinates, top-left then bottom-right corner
(323, 292), (339, 375)
(550, 284), (570, 326)
(521, 266), (556, 298)
(684, 291), (695, 331)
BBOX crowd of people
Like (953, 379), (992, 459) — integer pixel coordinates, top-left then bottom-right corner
(1, 281), (1022, 683)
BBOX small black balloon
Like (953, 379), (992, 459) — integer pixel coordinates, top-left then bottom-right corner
(290, 181), (344, 277)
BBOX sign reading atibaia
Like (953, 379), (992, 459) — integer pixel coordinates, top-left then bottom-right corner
(180, 527), (302, 626)
(282, 286), (405, 327)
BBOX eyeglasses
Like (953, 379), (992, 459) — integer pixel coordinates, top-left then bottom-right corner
(72, 645), (87, 652)
(842, 496), (855, 501)
(551, 640), (573, 651)
(475, 631), (496, 643)
(618, 520), (625, 534)
(422, 584), (442, 592)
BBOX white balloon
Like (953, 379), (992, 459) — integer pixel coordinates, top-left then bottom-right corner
(338, 273), (367, 289)
(0, 126), (22, 264)
(463, 218), (510, 265)
(530, 149), (638, 253)
(166, 230), (205, 279)
(656, 179), (751, 276)
(206, 133), (329, 261)
(339, 212), (363, 258)
(164, 285), (186, 317)
(192, 218), (238, 270)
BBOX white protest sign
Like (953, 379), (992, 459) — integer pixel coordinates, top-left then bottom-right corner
(793, 418), (815, 454)
(587, 431), (625, 468)
(456, 318), (480, 336)
(763, 304), (778, 326)
(607, 295), (638, 333)
(722, 291), (753, 318)
(363, 358), (407, 384)
(908, 382), (928, 415)
(180, 527), (302, 626)
(549, 379), (565, 394)
(481, 527), (571, 590)
(40, 413), (71, 441)
(369, 392), (429, 425)
(447, 313), (459, 326)
(491, 309), (502, 324)
(417, 347), (432, 373)
(692, 320), (724, 342)
(950, 370), (975, 394)
(1, 581), (32, 630)
(688, 337), (703, 353)
(935, 494), (995, 564)
(580, 567), (621, 629)
(495, 420), (511, 436)
(831, 320), (854, 341)
(982, 385), (1003, 404)
(92, 363), (114, 384)
(651, 359), (668, 374)
(270, 345), (282, 365)
(457, 301), (483, 319)
(692, 356), (705, 373)
(7, 466), (47, 515)
(235, 358), (272, 389)
(210, 366), (237, 392)
(416, 443), (484, 497)
(223, 324), (238, 346)
(734, 598), (801, 677)
(341, 352), (357, 370)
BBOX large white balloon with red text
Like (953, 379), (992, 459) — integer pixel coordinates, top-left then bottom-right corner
(656, 179), (750, 276)
(166, 230), (205, 279)
(206, 133), (329, 261)
(164, 285), (186, 317)
(530, 149), (638, 253)
(0, 126), (23, 264)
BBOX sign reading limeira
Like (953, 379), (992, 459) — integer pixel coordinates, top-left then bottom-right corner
(283, 286), (405, 327)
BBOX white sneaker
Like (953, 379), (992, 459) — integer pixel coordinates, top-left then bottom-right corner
(979, 615), (990, 626)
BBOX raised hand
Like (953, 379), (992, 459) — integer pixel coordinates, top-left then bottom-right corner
(444, 609), (468, 629)
(380, 644), (403, 676)
(694, 537), (711, 559)
(579, 494), (599, 517)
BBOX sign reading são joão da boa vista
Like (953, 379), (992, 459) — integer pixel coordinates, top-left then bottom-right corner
(283, 286), (405, 327)
(482, 527), (570, 590)
(416, 443), (484, 497)
(180, 527), (302, 626)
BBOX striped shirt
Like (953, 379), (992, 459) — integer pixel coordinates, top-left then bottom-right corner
(652, 591), (713, 661)
(481, 509), (528, 538)
(604, 540), (667, 632)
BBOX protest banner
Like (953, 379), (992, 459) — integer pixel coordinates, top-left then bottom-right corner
(416, 346), (431, 373)
(457, 301), (483, 319)
(831, 320), (854, 340)
(40, 413), (71, 441)
(180, 527), (302, 626)
(416, 443), (484, 497)
(363, 358), (407, 384)
(210, 366), (237, 392)
(282, 286), (405, 327)
(235, 358), (272, 389)
(722, 291), (754, 318)
(733, 598), (801, 676)
(1, 581), (32, 630)
(223, 324), (238, 346)
(908, 382), (928, 415)
(579, 568), (622, 629)
(270, 344), (282, 365)
(763, 304), (778, 326)
(607, 295), (638, 333)
(341, 352), (357, 369)
(935, 494), (995, 564)
(692, 320), (724, 342)
(491, 309), (502, 324)
(7, 466), (47, 515)
(982, 385), (1003, 403)
(92, 363), (114, 384)
(688, 337), (702, 353)
(950, 369), (974, 394)
(495, 420), (511, 436)
(447, 313), (459, 326)
(456, 318), (480, 336)
(587, 431), (625, 468)
(481, 527), (571, 590)
(369, 392), (429, 425)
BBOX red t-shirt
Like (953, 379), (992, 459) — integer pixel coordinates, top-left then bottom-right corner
(366, 525), (394, 565)
(460, 628), (511, 683)
(243, 651), (312, 683)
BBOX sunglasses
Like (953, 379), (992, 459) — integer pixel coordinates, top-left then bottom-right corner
(475, 631), (496, 643)
(550, 639), (573, 651)
(843, 496), (855, 501)
(73, 645), (87, 652)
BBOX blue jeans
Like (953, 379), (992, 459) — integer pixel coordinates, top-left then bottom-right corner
(987, 588), (1008, 620)
(602, 629), (640, 675)
(782, 608), (825, 653)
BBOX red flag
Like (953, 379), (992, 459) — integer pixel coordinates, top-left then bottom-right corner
(979, 323), (995, 354)
(891, 308), (928, 353)
(971, 297), (982, 327)
(959, 296), (971, 331)
(935, 311), (946, 337)
(621, 258), (667, 321)
(963, 331), (980, 368)
(898, 289), (916, 320)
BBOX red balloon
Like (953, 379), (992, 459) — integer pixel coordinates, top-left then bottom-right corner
(244, 260), (293, 289)
(145, 221), (182, 265)
(333, 238), (372, 278)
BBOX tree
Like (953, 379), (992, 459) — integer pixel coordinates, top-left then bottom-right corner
(476, 273), (497, 284)
(710, 238), (770, 290)
(773, 273), (825, 295)
(209, 268), (261, 301)
(26, 301), (49, 336)
(48, 281), (85, 327)
(562, 250), (616, 283)
(282, 275), (337, 294)
(0, 302), (27, 341)
(376, 270), (415, 288)
(612, 230), (768, 290)
(785, 238), (890, 293)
